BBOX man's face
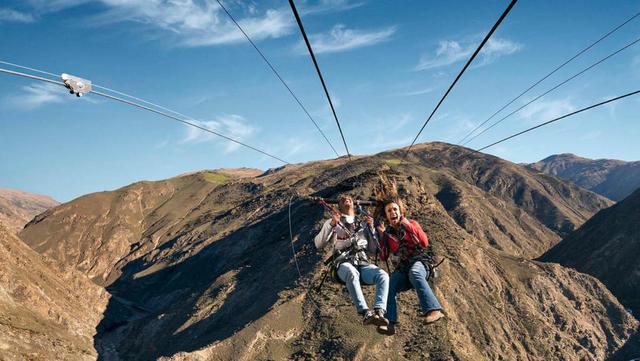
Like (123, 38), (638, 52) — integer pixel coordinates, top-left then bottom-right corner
(384, 202), (401, 226)
(338, 196), (353, 213)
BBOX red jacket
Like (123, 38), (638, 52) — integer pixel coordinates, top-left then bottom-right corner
(379, 218), (429, 262)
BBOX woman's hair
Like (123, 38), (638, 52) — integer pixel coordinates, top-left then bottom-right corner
(373, 175), (405, 220)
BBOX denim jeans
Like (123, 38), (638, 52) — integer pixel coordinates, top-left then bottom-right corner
(387, 261), (442, 323)
(337, 263), (389, 314)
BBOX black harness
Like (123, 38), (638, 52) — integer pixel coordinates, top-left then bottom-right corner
(325, 216), (371, 283)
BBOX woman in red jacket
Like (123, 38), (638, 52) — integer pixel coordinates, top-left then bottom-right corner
(376, 200), (444, 335)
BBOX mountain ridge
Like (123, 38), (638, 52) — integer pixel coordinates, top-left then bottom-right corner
(16, 142), (637, 360)
(529, 153), (640, 201)
(0, 188), (58, 235)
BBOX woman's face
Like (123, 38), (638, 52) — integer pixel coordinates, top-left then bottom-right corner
(384, 202), (401, 227)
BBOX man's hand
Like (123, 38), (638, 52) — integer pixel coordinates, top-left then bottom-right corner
(330, 211), (341, 227)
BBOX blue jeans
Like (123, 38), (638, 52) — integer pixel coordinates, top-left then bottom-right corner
(337, 263), (389, 314)
(387, 261), (442, 323)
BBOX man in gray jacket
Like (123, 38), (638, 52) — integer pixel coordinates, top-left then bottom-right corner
(314, 194), (389, 326)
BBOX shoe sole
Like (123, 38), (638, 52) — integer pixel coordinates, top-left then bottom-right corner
(363, 316), (376, 325)
(376, 326), (395, 336)
(425, 313), (445, 324)
(373, 315), (389, 327)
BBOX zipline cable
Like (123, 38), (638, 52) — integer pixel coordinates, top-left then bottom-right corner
(215, 0), (340, 158)
(0, 68), (64, 86)
(477, 89), (640, 151)
(288, 0), (352, 161)
(402, 0), (518, 161)
(462, 35), (640, 146)
(288, 194), (323, 313)
(0, 60), (202, 124)
(458, 11), (640, 145)
(0, 67), (291, 164)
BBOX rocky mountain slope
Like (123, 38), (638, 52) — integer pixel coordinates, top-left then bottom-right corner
(541, 188), (640, 315)
(529, 153), (640, 201)
(18, 143), (636, 360)
(0, 223), (108, 360)
(0, 188), (58, 235)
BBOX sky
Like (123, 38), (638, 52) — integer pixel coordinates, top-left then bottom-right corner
(1, 0), (640, 202)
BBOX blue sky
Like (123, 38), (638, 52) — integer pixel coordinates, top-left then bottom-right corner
(1, 0), (639, 201)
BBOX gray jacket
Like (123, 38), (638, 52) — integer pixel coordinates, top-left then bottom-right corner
(314, 214), (378, 258)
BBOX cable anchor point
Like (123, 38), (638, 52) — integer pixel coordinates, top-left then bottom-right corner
(61, 73), (92, 97)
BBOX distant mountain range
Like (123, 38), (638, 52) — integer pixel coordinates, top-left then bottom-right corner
(0, 188), (58, 235)
(16, 142), (636, 360)
(529, 153), (640, 201)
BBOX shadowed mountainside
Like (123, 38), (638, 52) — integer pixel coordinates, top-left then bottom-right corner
(18, 142), (635, 360)
(529, 153), (640, 201)
(541, 188), (640, 313)
(0, 224), (108, 360)
(0, 188), (58, 235)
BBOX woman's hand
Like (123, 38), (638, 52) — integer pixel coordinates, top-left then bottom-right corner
(376, 223), (386, 234)
(364, 216), (374, 227)
(399, 216), (411, 227)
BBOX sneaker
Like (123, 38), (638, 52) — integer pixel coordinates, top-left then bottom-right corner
(424, 310), (445, 324)
(377, 322), (396, 336)
(362, 309), (376, 325)
(372, 308), (389, 327)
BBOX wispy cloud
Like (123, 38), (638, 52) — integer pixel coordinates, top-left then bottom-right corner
(632, 55), (640, 77)
(4, 82), (102, 109)
(5, 83), (66, 109)
(0, 8), (35, 23)
(517, 98), (575, 123)
(281, 137), (309, 158)
(300, 0), (365, 15)
(437, 112), (479, 143)
(415, 36), (522, 71)
(26, 0), (294, 47)
(301, 24), (397, 54)
(183, 114), (257, 153)
(360, 113), (414, 151)
(393, 87), (434, 97)
(24, 0), (91, 13)
(365, 134), (413, 151)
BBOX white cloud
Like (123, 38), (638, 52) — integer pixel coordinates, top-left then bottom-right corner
(183, 114), (257, 153)
(300, 0), (365, 15)
(0, 8), (35, 22)
(477, 37), (523, 66)
(302, 24), (397, 54)
(6, 83), (66, 109)
(415, 36), (522, 71)
(26, 0), (293, 47)
(517, 98), (576, 123)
